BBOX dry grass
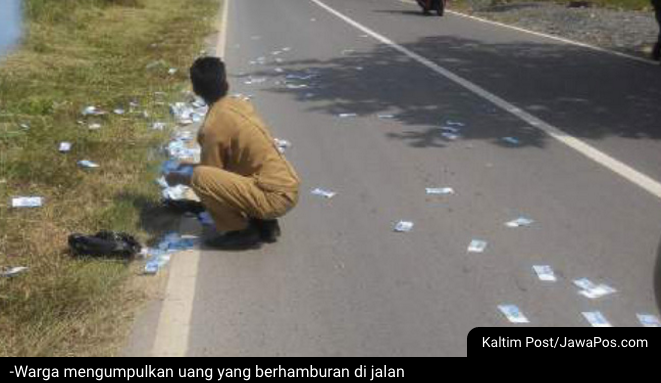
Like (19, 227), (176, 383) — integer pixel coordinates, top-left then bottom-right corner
(0, 0), (219, 357)
(455, 0), (653, 11)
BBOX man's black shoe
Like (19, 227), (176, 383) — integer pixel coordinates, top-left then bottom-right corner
(252, 219), (281, 243)
(204, 224), (262, 250)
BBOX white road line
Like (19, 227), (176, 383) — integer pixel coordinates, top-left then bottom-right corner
(312, 0), (661, 200)
(151, 247), (201, 357)
(217, 0), (231, 59)
(398, 0), (656, 66)
(150, 0), (231, 358)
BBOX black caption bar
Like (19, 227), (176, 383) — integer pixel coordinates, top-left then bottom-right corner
(0, 359), (441, 382)
(469, 328), (659, 356)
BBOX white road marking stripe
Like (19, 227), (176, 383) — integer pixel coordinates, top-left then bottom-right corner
(150, 0), (232, 358)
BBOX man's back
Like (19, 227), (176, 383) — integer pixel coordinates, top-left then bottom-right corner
(198, 96), (300, 193)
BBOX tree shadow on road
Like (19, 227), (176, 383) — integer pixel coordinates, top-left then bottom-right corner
(234, 34), (661, 150)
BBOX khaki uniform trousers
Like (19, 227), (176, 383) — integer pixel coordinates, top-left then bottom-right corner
(191, 165), (298, 232)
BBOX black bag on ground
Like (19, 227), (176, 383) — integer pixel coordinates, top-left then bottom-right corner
(68, 231), (142, 258)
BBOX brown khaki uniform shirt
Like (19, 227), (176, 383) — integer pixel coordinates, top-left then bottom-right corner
(197, 96), (300, 194)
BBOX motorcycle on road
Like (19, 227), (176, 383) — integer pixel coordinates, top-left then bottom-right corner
(416, 0), (445, 16)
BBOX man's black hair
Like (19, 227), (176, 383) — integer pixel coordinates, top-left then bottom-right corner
(190, 57), (229, 105)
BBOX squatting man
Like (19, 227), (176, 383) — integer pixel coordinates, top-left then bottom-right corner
(166, 57), (301, 249)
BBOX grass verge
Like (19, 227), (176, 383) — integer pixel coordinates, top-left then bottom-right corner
(0, 0), (219, 357)
(453, 0), (653, 11)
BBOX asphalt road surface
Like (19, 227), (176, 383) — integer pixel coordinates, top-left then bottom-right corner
(125, 0), (661, 357)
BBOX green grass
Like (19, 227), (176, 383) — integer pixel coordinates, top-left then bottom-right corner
(0, 0), (220, 356)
